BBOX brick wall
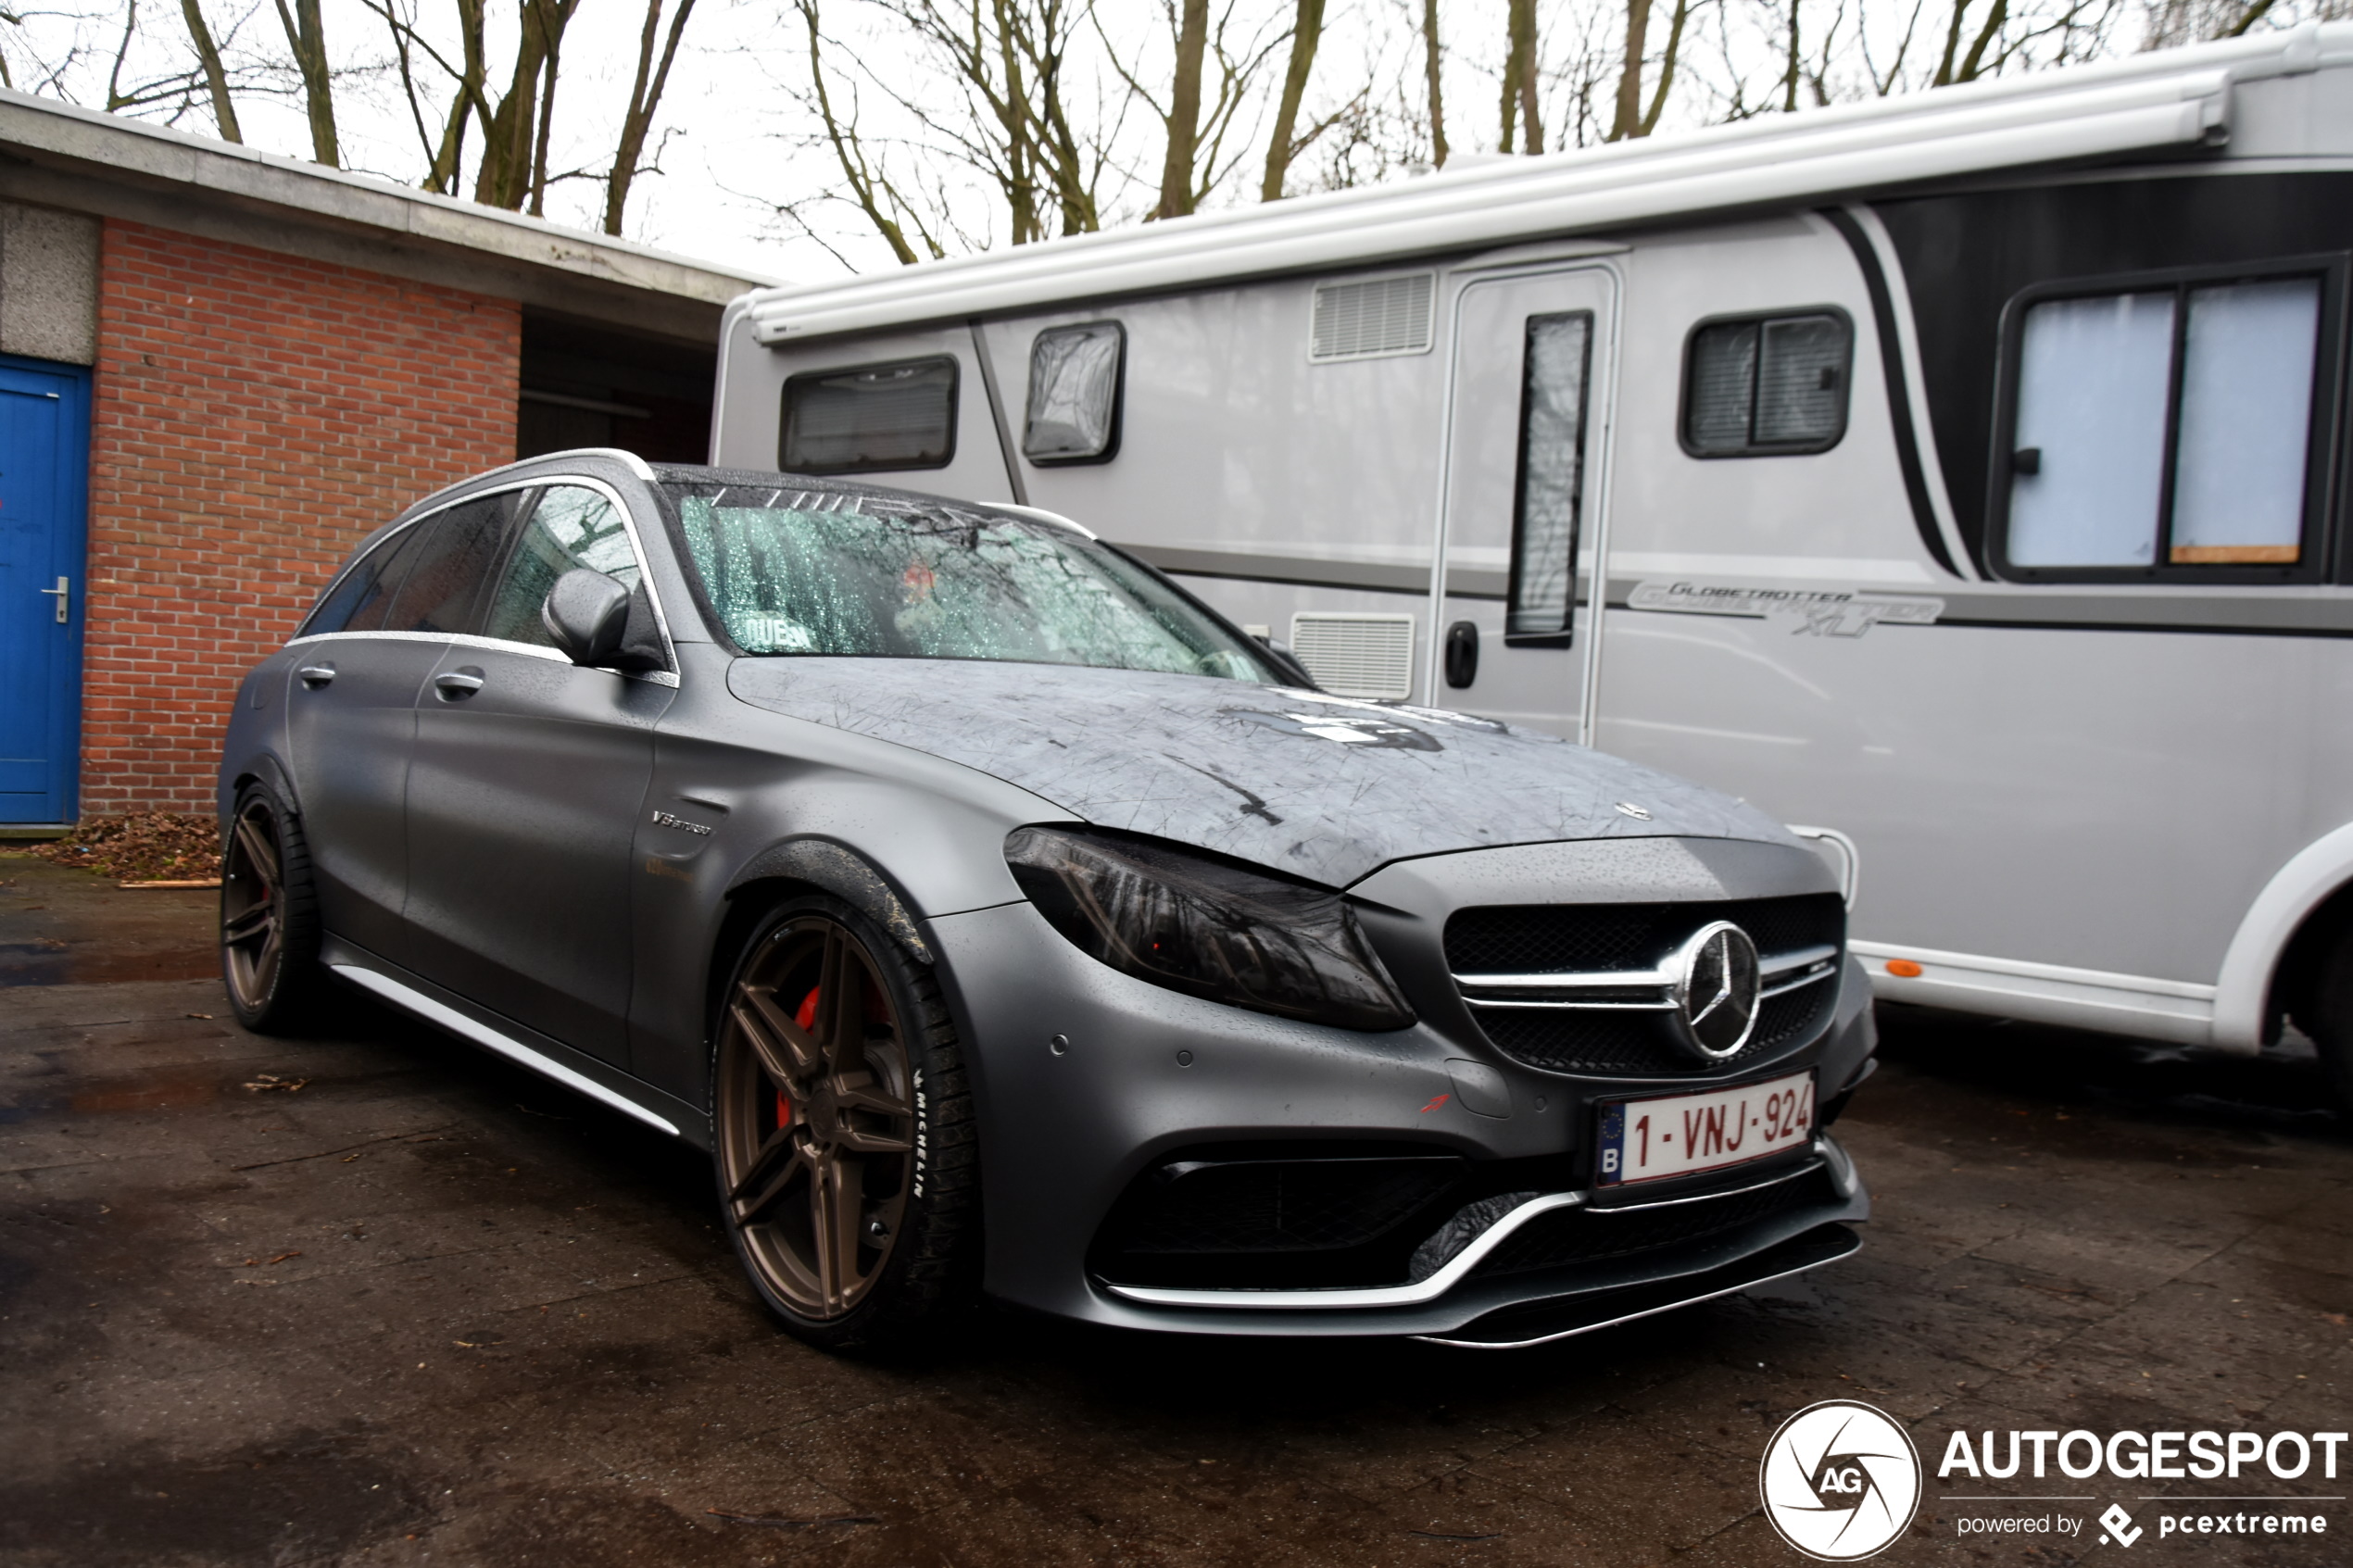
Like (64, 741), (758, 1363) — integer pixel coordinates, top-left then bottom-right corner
(83, 220), (520, 814)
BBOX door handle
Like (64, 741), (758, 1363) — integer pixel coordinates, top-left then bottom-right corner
(434, 669), (485, 699)
(37, 576), (68, 624)
(297, 663), (336, 686)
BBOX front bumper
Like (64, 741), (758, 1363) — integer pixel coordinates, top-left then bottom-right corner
(925, 872), (1875, 1340)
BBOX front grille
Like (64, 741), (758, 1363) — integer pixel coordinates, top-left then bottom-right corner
(1470, 1168), (1837, 1277)
(1445, 896), (1843, 974)
(1446, 894), (1843, 1077)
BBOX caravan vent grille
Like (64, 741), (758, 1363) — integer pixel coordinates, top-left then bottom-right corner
(1309, 274), (1435, 362)
(1290, 613), (1416, 700)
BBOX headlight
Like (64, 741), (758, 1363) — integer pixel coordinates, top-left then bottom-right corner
(1004, 826), (1415, 1031)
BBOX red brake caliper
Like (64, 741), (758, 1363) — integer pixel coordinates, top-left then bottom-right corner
(777, 985), (820, 1129)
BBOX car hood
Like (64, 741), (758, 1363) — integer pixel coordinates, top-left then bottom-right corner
(727, 659), (1800, 886)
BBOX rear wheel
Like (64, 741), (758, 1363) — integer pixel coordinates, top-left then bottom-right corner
(711, 897), (977, 1351)
(2296, 922), (2353, 1110)
(220, 784), (327, 1034)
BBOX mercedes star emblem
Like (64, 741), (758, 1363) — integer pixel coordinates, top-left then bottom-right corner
(1672, 921), (1761, 1060)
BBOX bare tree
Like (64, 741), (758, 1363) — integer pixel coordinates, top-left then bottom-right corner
(602, 0), (698, 234)
(1259, 0), (1324, 200)
(1112, 0), (1277, 220)
(472, 0), (579, 209)
(179, 0), (239, 138)
(795, 0), (937, 262)
(1611, 0), (1692, 138)
(1154, 0), (1208, 215)
(1499, 0), (1542, 151)
(2144, 0), (2309, 44)
(1418, 0), (1446, 166)
(1933, 0), (2020, 83)
(272, 0), (338, 164)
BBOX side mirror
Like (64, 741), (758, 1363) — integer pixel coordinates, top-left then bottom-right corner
(543, 569), (632, 667)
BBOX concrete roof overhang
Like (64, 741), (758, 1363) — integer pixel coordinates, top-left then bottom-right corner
(0, 86), (781, 345)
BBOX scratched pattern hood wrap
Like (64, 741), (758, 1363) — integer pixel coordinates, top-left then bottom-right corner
(726, 659), (1800, 887)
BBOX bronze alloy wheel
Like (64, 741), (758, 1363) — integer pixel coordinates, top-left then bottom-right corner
(716, 913), (921, 1321)
(220, 795), (286, 1014)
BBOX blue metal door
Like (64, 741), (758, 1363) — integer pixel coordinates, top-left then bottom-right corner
(0, 356), (90, 824)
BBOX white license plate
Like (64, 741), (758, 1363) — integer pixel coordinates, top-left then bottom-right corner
(1596, 1070), (1816, 1185)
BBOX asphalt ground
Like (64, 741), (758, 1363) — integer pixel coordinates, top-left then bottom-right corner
(4, 853), (2350, 1568)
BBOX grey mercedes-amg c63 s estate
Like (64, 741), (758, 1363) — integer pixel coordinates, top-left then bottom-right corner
(217, 449), (1874, 1351)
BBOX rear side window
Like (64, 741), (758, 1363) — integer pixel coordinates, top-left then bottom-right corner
(482, 485), (644, 647)
(379, 495), (515, 634)
(302, 526), (416, 635)
(780, 357), (958, 474)
(1994, 268), (2334, 578)
(1506, 311), (1592, 641)
(1024, 322), (1125, 464)
(1680, 309), (1852, 457)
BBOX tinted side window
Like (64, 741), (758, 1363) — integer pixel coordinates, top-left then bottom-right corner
(482, 485), (643, 649)
(1680, 310), (1852, 457)
(1507, 311), (1592, 641)
(379, 495), (514, 634)
(781, 357), (958, 474)
(302, 525), (418, 635)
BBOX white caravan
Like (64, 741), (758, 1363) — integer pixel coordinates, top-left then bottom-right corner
(710, 24), (2353, 1088)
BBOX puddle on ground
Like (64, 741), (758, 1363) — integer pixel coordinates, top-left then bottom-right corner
(0, 941), (220, 987)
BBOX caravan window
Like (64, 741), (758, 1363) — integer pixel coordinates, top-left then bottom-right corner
(1507, 311), (1593, 640)
(1995, 267), (2333, 578)
(1024, 322), (1125, 464)
(780, 357), (958, 474)
(1680, 309), (1852, 457)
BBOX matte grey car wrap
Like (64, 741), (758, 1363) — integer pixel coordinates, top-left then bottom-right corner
(724, 658), (1798, 886)
(219, 450), (1874, 1349)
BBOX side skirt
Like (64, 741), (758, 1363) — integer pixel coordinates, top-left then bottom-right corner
(322, 938), (706, 1143)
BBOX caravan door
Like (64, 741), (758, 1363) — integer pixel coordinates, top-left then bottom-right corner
(1433, 266), (1617, 742)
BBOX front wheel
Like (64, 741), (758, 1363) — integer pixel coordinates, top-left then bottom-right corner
(711, 897), (979, 1352)
(220, 783), (327, 1034)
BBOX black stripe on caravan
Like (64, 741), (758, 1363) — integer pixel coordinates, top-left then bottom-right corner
(1819, 206), (1963, 579)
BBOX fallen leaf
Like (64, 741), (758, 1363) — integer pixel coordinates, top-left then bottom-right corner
(183, 1013), (213, 1021)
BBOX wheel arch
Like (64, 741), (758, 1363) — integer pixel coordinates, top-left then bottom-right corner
(703, 837), (938, 1071)
(223, 752), (301, 825)
(2213, 821), (2353, 1051)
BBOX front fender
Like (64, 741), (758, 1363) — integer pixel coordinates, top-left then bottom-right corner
(725, 836), (935, 964)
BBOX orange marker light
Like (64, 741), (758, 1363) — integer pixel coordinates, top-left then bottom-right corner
(1883, 959), (1923, 978)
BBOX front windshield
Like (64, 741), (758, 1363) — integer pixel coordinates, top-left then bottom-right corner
(669, 483), (1275, 683)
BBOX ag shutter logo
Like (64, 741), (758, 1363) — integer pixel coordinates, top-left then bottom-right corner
(1760, 1400), (1923, 1561)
